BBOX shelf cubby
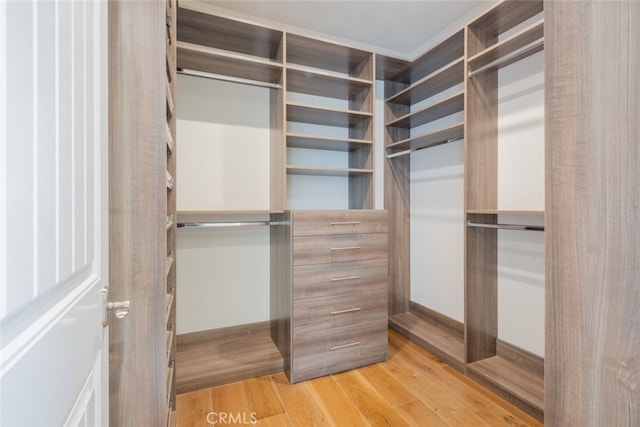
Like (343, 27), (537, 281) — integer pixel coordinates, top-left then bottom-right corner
(386, 58), (464, 106)
(286, 102), (372, 128)
(286, 133), (372, 152)
(387, 122), (464, 153)
(177, 42), (283, 84)
(287, 65), (372, 106)
(387, 91), (464, 129)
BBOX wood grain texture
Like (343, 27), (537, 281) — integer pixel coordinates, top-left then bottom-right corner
(286, 102), (372, 128)
(286, 133), (372, 152)
(387, 91), (464, 129)
(177, 329), (542, 427)
(291, 210), (388, 236)
(386, 58), (464, 106)
(286, 33), (372, 79)
(465, 214), (498, 363)
(545, 1), (640, 425)
(108, 0), (168, 425)
(270, 211), (292, 378)
(175, 321), (284, 394)
(292, 233), (388, 266)
(177, 6), (283, 61)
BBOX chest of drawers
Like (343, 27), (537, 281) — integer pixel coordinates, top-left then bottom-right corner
(289, 210), (389, 383)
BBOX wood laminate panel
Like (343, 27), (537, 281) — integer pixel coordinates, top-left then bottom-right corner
(270, 211), (292, 377)
(109, 1), (168, 424)
(468, 0), (543, 56)
(389, 312), (465, 372)
(286, 133), (372, 152)
(292, 210), (388, 236)
(286, 166), (373, 178)
(468, 356), (543, 420)
(387, 91), (464, 129)
(293, 258), (388, 300)
(177, 7), (283, 61)
(386, 58), (464, 106)
(293, 233), (388, 266)
(387, 122), (464, 152)
(287, 102), (372, 127)
(177, 41), (283, 84)
(465, 215), (498, 363)
(291, 319), (388, 383)
(545, 1), (640, 425)
(468, 20), (544, 73)
(287, 33), (372, 79)
(287, 66), (372, 101)
(293, 289), (388, 334)
(391, 29), (464, 85)
(375, 53), (411, 81)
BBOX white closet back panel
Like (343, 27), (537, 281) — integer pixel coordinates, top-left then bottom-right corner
(497, 51), (545, 357)
(176, 74), (270, 211)
(410, 140), (464, 322)
(176, 227), (270, 333)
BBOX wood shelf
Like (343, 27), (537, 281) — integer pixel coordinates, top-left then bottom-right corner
(390, 29), (464, 85)
(287, 102), (372, 127)
(387, 122), (463, 152)
(287, 133), (372, 152)
(165, 291), (174, 329)
(287, 65), (372, 100)
(389, 311), (465, 372)
(375, 54), (411, 81)
(387, 91), (464, 129)
(467, 355), (544, 417)
(468, 0), (543, 40)
(177, 41), (283, 84)
(287, 33), (372, 79)
(386, 58), (464, 106)
(166, 80), (175, 117)
(166, 123), (174, 153)
(177, 6), (283, 62)
(468, 20), (544, 75)
(467, 209), (544, 216)
(286, 166), (373, 177)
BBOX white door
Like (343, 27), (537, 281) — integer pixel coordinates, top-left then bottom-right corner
(0, 0), (109, 425)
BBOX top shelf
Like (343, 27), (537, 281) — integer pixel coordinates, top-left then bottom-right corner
(286, 65), (372, 100)
(468, 0), (543, 38)
(468, 20), (544, 76)
(287, 33), (373, 80)
(177, 6), (283, 63)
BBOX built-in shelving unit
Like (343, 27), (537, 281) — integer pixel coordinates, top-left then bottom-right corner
(379, 0), (545, 421)
(385, 29), (465, 157)
(285, 33), (375, 209)
(165, 1), (177, 424)
(464, 0), (544, 421)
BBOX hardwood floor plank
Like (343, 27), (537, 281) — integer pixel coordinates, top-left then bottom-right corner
(176, 388), (213, 427)
(382, 358), (493, 427)
(332, 370), (411, 427)
(356, 363), (416, 407)
(270, 372), (331, 426)
(305, 375), (369, 427)
(395, 399), (450, 427)
(176, 329), (543, 427)
(242, 376), (285, 421)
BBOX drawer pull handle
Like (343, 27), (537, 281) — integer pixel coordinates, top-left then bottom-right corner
(330, 221), (361, 225)
(330, 246), (361, 251)
(330, 341), (361, 351)
(330, 307), (361, 315)
(330, 275), (361, 282)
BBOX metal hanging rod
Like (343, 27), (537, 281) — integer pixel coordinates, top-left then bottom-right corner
(386, 137), (463, 159)
(468, 38), (544, 78)
(177, 221), (281, 229)
(177, 68), (281, 89)
(467, 221), (544, 232)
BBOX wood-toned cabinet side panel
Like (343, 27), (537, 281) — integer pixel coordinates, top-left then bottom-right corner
(270, 65), (286, 212)
(545, 1), (640, 425)
(270, 211), (292, 379)
(465, 71), (497, 211)
(108, 1), (167, 425)
(465, 215), (498, 363)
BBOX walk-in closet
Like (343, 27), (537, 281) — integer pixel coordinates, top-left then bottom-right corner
(103, 0), (640, 425)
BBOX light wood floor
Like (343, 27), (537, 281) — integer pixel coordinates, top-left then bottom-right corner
(176, 329), (543, 426)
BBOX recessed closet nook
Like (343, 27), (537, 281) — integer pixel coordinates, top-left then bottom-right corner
(108, 0), (640, 425)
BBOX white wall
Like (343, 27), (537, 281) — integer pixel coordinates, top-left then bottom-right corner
(497, 51), (545, 356)
(176, 75), (271, 332)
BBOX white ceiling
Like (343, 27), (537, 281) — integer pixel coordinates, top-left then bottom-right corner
(195, 0), (497, 58)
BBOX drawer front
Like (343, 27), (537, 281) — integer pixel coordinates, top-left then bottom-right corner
(293, 258), (388, 300)
(293, 232), (387, 266)
(293, 289), (387, 334)
(291, 319), (387, 383)
(292, 210), (388, 236)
